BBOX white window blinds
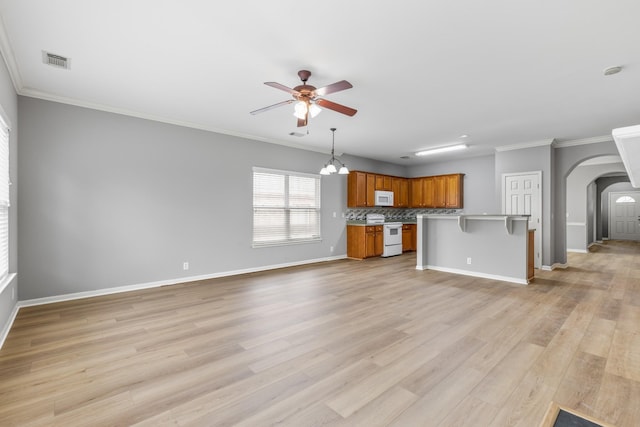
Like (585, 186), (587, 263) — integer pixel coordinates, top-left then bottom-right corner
(253, 167), (321, 246)
(0, 117), (9, 280)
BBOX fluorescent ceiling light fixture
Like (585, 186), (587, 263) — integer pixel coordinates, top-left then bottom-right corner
(415, 144), (467, 157)
(612, 124), (640, 188)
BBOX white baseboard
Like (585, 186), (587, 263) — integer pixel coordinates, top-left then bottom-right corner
(418, 265), (528, 285)
(541, 263), (569, 271)
(567, 248), (589, 253)
(19, 255), (348, 308)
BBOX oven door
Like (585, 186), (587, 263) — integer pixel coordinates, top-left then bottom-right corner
(384, 224), (403, 246)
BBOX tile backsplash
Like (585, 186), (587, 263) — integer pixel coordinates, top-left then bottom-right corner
(345, 207), (461, 221)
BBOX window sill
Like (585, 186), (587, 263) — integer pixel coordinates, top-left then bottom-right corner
(252, 238), (322, 248)
(0, 272), (16, 295)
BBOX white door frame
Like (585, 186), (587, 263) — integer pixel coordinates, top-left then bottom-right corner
(502, 171), (542, 269)
(608, 190), (640, 241)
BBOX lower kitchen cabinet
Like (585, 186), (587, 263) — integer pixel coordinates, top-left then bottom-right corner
(402, 224), (416, 252)
(347, 225), (383, 259)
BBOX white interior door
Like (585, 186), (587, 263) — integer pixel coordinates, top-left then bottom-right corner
(503, 172), (542, 268)
(609, 191), (640, 241)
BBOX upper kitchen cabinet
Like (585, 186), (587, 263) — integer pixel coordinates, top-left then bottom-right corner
(410, 173), (464, 209)
(410, 177), (424, 207)
(410, 176), (434, 208)
(348, 171), (464, 209)
(392, 177), (409, 208)
(433, 175), (446, 207)
(375, 175), (392, 191)
(347, 171), (376, 207)
(444, 173), (464, 208)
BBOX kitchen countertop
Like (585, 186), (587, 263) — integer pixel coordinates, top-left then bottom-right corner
(346, 220), (417, 225)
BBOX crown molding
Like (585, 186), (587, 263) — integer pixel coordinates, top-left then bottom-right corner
(552, 135), (613, 148)
(494, 138), (555, 152)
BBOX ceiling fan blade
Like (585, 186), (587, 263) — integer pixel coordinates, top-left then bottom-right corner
(264, 82), (300, 96)
(250, 99), (294, 115)
(315, 98), (358, 116)
(314, 80), (352, 96)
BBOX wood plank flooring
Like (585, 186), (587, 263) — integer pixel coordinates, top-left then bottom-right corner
(1, 240), (640, 426)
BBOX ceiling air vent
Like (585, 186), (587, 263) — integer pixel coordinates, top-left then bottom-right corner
(42, 51), (70, 69)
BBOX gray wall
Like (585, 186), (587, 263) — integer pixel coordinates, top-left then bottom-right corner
(0, 56), (18, 338)
(418, 215), (530, 283)
(495, 144), (553, 266)
(18, 97), (399, 300)
(407, 154), (496, 214)
(598, 178), (632, 239)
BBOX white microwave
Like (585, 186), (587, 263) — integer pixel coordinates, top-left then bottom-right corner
(374, 190), (394, 206)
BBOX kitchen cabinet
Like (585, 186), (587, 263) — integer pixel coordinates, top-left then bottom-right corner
(423, 177), (435, 207)
(433, 175), (446, 207)
(402, 224), (416, 252)
(375, 175), (392, 191)
(410, 178), (424, 207)
(409, 174), (463, 209)
(348, 171), (376, 207)
(410, 177), (434, 208)
(347, 225), (383, 259)
(444, 173), (464, 208)
(348, 170), (464, 209)
(392, 177), (409, 208)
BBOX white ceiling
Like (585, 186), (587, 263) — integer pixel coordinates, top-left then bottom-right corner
(0, 0), (639, 165)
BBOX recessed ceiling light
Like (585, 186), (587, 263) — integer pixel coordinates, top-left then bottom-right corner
(415, 144), (467, 157)
(400, 155), (410, 160)
(459, 134), (469, 138)
(603, 66), (622, 76)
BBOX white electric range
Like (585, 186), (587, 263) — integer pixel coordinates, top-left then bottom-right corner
(366, 214), (403, 257)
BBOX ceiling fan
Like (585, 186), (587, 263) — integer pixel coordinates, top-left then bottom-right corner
(250, 70), (357, 127)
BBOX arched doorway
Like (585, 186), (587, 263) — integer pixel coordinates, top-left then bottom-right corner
(565, 155), (628, 253)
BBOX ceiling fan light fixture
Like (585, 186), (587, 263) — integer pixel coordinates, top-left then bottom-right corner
(309, 103), (322, 118)
(250, 70), (356, 128)
(415, 144), (467, 157)
(293, 101), (308, 119)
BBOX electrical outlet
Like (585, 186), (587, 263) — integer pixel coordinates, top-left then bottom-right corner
(330, 246), (334, 252)
(332, 212), (337, 218)
(183, 262), (189, 270)
(466, 257), (472, 265)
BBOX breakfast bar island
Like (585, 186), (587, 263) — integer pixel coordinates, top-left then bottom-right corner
(416, 214), (534, 284)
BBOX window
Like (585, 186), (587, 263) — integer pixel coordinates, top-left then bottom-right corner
(616, 196), (636, 203)
(0, 116), (8, 280)
(253, 167), (321, 246)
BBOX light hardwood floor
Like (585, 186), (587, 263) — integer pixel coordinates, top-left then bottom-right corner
(1, 240), (640, 426)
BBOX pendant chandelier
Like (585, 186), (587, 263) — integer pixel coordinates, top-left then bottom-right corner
(320, 128), (349, 175)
